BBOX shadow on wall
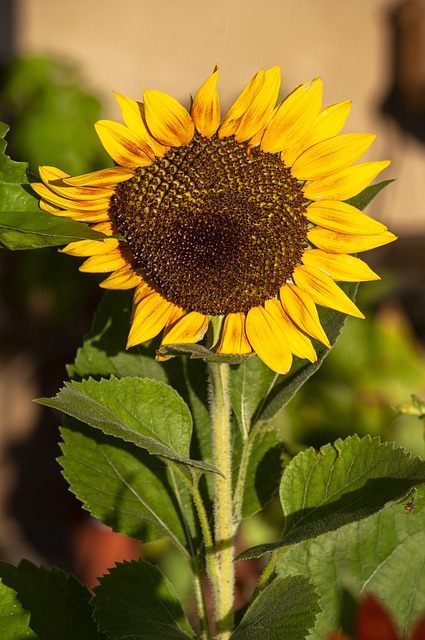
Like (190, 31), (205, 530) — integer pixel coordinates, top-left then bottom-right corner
(0, 1), (15, 65)
(381, 0), (425, 142)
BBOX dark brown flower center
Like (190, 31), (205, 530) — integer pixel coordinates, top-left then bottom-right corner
(110, 133), (308, 315)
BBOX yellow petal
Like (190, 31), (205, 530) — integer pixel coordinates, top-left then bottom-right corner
(302, 249), (380, 281)
(302, 160), (391, 201)
(92, 221), (115, 235)
(219, 69), (265, 139)
(114, 92), (169, 157)
(100, 266), (144, 290)
(261, 78), (323, 154)
(64, 167), (135, 187)
(293, 265), (364, 318)
(39, 166), (113, 201)
(32, 182), (111, 212)
(160, 311), (209, 346)
(280, 283), (330, 347)
(79, 247), (131, 273)
(245, 305), (293, 374)
(305, 200), (388, 235)
(216, 312), (252, 355)
(264, 298), (317, 362)
(284, 100), (351, 166)
(60, 237), (120, 257)
(143, 90), (195, 146)
(236, 65), (281, 143)
(161, 305), (187, 338)
(191, 68), (221, 138)
(308, 227), (397, 253)
(291, 133), (376, 181)
(95, 120), (154, 168)
(127, 292), (177, 348)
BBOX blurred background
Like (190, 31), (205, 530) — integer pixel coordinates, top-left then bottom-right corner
(0, 0), (424, 597)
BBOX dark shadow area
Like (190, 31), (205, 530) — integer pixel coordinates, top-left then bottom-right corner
(0, 1), (16, 66)
(381, 0), (425, 142)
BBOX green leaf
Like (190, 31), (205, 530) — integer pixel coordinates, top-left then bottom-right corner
(60, 417), (192, 552)
(0, 579), (38, 639)
(38, 376), (219, 474)
(92, 560), (196, 639)
(0, 560), (103, 640)
(231, 575), (320, 639)
(0, 122), (107, 249)
(276, 498), (425, 638)
(239, 435), (425, 558)
(345, 179), (394, 211)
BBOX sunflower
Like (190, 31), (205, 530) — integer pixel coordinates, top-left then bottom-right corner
(32, 66), (396, 374)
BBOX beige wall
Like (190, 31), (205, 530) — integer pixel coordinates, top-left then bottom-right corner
(15, 0), (425, 234)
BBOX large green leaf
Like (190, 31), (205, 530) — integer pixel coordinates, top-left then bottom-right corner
(0, 579), (37, 639)
(60, 417), (192, 552)
(92, 560), (195, 639)
(0, 122), (106, 249)
(276, 497), (425, 638)
(0, 560), (103, 640)
(38, 376), (218, 474)
(231, 575), (320, 639)
(239, 435), (425, 558)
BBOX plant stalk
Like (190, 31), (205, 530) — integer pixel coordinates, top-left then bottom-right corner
(208, 361), (234, 639)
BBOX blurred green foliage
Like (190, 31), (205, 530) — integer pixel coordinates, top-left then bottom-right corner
(0, 56), (110, 323)
(0, 56), (111, 175)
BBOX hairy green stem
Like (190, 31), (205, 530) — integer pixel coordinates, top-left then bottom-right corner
(208, 361), (234, 639)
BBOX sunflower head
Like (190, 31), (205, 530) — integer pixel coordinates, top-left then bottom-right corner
(32, 66), (396, 374)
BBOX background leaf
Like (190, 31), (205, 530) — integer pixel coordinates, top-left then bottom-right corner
(239, 435), (425, 557)
(230, 575), (320, 640)
(60, 417), (193, 554)
(92, 560), (195, 639)
(276, 498), (425, 638)
(0, 579), (37, 640)
(0, 560), (103, 640)
(0, 122), (108, 249)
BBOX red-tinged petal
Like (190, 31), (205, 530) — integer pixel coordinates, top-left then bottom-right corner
(216, 312), (252, 355)
(95, 120), (155, 167)
(143, 90), (195, 146)
(192, 67), (221, 138)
